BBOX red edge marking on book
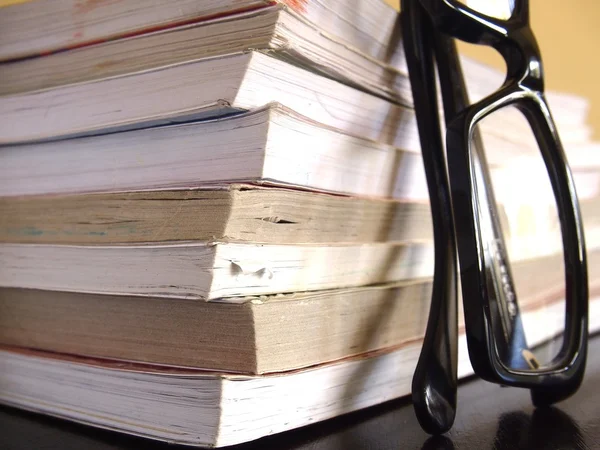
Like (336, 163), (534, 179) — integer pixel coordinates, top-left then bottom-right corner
(0, 338), (424, 377)
(280, 0), (308, 14)
(73, 0), (123, 16)
(29, 2), (278, 60)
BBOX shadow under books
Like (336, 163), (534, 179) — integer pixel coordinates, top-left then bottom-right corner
(0, 394), (584, 450)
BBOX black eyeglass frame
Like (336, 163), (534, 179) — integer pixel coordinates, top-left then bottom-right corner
(401, 0), (589, 435)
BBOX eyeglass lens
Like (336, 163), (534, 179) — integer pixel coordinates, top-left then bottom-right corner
(470, 104), (567, 370)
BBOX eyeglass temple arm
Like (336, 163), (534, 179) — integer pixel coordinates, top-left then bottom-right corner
(401, 0), (458, 435)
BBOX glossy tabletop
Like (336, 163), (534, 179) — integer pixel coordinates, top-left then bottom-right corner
(2, 335), (600, 450)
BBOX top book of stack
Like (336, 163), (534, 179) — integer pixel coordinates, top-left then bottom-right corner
(0, 0), (405, 64)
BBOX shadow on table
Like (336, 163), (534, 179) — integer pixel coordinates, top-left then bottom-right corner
(0, 401), (583, 450)
(491, 407), (583, 450)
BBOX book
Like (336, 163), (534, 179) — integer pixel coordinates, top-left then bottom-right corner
(0, 184), (432, 245)
(0, 282), (431, 374)
(1, 292), (598, 448)
(0, 105), (426, 199)
(0, 241), (434, 299)
(4, 177), (598, 253)
(0, 250), (591, 374)
(0, 0), (400, 63)
(0, 51), (417, 145)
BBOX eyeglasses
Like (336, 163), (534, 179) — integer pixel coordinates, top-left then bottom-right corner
(400, 0), (589, 434)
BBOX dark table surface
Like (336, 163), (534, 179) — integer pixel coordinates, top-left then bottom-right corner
(3, 336), (600, 450)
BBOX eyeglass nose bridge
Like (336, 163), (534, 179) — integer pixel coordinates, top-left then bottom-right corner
(503, 26), (546, 92)
(419, 0), (544, 95)
(419, 0), (529, 46)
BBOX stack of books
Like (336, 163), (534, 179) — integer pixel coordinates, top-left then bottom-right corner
(1, 0), (599, 446)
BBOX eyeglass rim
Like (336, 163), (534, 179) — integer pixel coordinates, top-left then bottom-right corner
(445, 85), (589, 397)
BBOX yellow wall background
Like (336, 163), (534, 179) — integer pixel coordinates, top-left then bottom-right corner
(386, 0), (600, 138)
